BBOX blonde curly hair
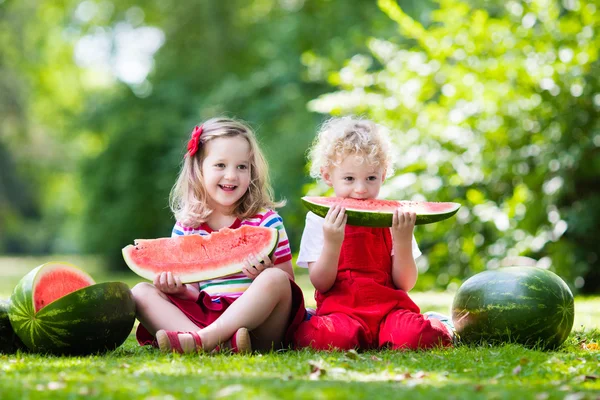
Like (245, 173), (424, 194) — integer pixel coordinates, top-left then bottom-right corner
(170, 117), (283, 228)
(308, 116), (394, 179)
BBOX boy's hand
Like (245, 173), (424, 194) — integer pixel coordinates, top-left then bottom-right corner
(392, 209), (416, 245)
(154, 271), (187, 295)
(323, 204), (347, 247)
(242, 253), (274, 280)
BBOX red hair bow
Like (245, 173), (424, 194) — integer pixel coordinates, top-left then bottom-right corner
(186, 125), (203, 157)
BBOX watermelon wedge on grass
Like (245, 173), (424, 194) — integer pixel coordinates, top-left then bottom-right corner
(301, 196), (461, 227)
(8, 262), (136, 355)
(122, 225), (279, 283)
(451, 266), (575, 349)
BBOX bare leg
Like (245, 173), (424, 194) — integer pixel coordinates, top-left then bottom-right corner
(132, 268), (293, 352)
(200, 267), (293, 351)
(199, 267), (292, 351)
(132, 282), (200, 334)
(132, 282), (202, 352)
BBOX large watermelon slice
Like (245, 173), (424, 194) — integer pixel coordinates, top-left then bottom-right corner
(122, 225), (279, 283)
(0, 299), (26, 354)
(301, 196), (461, 227)
(8, 262), (136, 355)
(451, 266), (574, 350)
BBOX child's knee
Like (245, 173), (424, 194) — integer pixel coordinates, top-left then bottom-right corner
(255, 268), (290, 296)
(131, 282), (163, 306)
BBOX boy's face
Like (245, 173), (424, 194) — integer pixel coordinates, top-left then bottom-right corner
(322, 153), (385, 199)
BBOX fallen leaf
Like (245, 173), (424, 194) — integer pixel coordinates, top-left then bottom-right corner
(582, 342), (599, 351)
(414, 371), (427, 379)
(308, 361), (326, 380)
(345, 349), (361, 360)
(214, 385), (244, 398)
(473, 384), (484, 392)
(512, 365), (522, 375)
(392, 372), (411, 381)
(563, 393), (586, 400)
(47, 382), (66, 391)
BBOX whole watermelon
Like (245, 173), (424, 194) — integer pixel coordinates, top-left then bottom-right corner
(452, 266), (574, 349)
(0, 300), (26, 354)
(8, 262), (137, 355)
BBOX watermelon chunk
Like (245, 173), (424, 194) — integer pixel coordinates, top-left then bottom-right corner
(8, 262), (136, 355)
(301, 196), (461, 227)
(122, 225), (280, 283)
(451, 266), (575, 349)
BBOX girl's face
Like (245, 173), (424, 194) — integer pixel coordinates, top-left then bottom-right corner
(322, 153), (385, 199)
(201, 136), (252, 214)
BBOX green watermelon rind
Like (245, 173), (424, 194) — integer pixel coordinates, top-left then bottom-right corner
(8, 264), (136, 355)
(123, 227), (280, 284)
(451, 266), (574, 350)
(0, 299), (27, 354)
(301, 197), (461, 227)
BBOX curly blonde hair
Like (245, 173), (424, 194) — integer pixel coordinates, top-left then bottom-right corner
(170, 117), (283, 228)
(308, 116), (394, 179)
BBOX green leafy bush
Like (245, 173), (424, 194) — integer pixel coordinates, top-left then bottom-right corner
(305, 0), (600, 293)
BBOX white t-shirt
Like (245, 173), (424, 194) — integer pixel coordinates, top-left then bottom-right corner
(297, 211), (422, 268)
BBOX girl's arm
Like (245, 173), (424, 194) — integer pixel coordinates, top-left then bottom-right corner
(391, 210), (418, 291)
(153, 272), (200, 301)
(308, 205), (346, 293)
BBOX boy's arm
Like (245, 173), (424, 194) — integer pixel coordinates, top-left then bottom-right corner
(307, 241), (342, 292)
(391, 246), (418, 291)
(308, 205), (346, 293)
(391, 210), (418, 291)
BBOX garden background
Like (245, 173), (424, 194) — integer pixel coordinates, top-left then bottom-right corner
(2, 0), (599, 294)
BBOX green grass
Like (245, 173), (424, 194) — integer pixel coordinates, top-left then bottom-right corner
(1, 256), (600, 399)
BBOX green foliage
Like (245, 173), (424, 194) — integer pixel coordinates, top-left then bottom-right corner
(306, 0), (600, 292)
(72, 0), (401, 268)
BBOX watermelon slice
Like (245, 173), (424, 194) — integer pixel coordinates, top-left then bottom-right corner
(301, 196), (461, 227)
(8, 262), (136, 355)
(122, 225), (280, 283)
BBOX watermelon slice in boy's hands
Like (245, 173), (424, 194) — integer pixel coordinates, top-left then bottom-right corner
(122, 225), (279, 283)
(301, 196), (461, 227)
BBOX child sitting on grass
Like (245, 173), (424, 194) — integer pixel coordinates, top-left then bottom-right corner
(294, 117), (454, 351)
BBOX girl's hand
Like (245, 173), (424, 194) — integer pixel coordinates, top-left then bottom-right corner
(153, 271), (187, 295)
(392, 209), (416, 245)
(323, 205), (347, 247)
(242, 253), (274, 280)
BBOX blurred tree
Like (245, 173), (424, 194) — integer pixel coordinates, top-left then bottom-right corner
(0, 0), (86, 253)
(73, 0), (412, 268)
(307, 0), (600, 292)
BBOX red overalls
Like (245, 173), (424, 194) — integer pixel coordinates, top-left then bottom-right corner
(294, 225), (452, 350)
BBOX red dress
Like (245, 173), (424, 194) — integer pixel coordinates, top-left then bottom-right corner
(294, 225), (452, 350)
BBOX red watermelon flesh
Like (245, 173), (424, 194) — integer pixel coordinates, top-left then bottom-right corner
(122, 225), (279, 283)
(32, 263), (95, 312)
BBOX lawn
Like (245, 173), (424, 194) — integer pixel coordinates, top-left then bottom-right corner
(1, 256), (599, 399)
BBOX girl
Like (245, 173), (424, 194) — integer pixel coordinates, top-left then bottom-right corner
(132, 117), (305, 353)
(294, 117), (454, 351)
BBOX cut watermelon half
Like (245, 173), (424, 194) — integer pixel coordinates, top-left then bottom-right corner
(301, 196), (461, 227)
(8, 262), (135, 355)
(122, 225), (280, 283)
(29, 262), (95, 312)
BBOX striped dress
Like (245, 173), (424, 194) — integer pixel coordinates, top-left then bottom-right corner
(171, 209), (292, 299)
